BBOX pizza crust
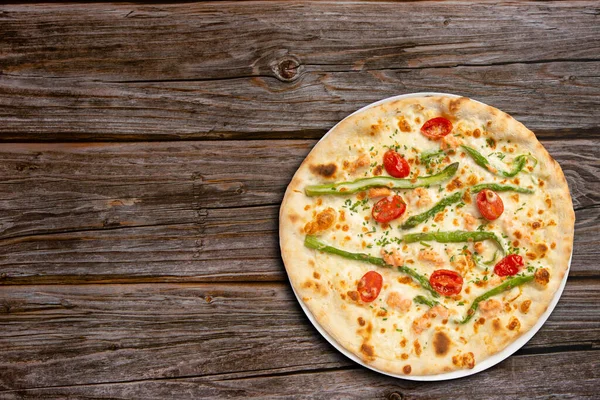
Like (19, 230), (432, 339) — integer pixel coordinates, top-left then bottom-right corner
(280, 95), (574, 377)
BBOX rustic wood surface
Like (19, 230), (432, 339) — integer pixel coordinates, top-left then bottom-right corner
(1, 1), (599, 399)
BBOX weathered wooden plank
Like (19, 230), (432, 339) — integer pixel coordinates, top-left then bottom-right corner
(0, 140), (597, 282)
(0, 280), (598, 392)
(1, 63), (598, 141)
(3, 349), (599, 400)
(1, 2), (599, 140)
(0, 141), (309, 237)
(3, 2), (598, 78)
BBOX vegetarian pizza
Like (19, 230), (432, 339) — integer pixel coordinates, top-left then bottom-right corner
(279, 95), (574, 376)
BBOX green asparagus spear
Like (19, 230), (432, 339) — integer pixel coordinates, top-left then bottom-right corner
(304, 162), (459, 196)
(461, 145), (537, 178)
(413, 295), (440, 308)
(473, 251), (498, 270)
(420, 150), (446, 165)
(402, 230), (506, 254)
(470, 183), (534, 194)
(401, 191), (463, 229)
(304, 235), (439, 298)
(458, 274), (535, 324)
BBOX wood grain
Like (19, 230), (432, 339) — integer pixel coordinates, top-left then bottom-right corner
(1, 2), (599, 140)
(1, 280), (598, 392)
(1, 1), (599, 397)
(3, 349), (599, 400)
(0, 140), (597, 283)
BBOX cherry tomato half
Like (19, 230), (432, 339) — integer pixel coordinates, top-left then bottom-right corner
(383, 150), (410, 178)
(372, 195), (407, 223)
(429, 269), (463, 296)
(357, 271), (383, 302)
(494, 254), (524, 277)
(476, 189), (504, 220)
(420, 117), (453, 139)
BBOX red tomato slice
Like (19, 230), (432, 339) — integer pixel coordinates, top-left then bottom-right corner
(372, 195), (407, 223)
(476, 189), (504, 220)
(357, 271), (383, 302)
(420, 117), (453, 139)
(383, 150), (410, 178)
(429, 269), (463, 296)
(494, 254), (524, 276)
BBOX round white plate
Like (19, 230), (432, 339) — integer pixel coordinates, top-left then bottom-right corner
(286, 92), (572, 381)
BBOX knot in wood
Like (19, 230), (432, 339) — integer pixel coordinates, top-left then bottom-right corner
(272, 55), (301, 82)
(387, 392), (405, 400)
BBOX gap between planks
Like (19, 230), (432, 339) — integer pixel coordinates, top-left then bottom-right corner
(0, 128), (597, 142)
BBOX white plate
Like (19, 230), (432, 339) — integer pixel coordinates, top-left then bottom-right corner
(286, 92), (572, 381)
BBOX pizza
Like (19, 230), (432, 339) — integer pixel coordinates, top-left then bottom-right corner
(279, 95), (574, 377)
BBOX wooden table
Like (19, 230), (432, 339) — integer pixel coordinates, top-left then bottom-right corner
(1, 2), (599, 398)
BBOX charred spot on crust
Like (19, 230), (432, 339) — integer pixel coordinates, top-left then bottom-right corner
(398, 117), (411, 132)
(537, 243), (549, 253)
(433, 331), (451, 357)
(360, 343), (375, 358)
(414, 339), (422, 356)
(310, 163), (337, 178)
(535, 268), (550, 286)
(403, 365), (412, 374)
(520, 300), (532, 313)
(463, 352), (475, 369)
(347, 290), (359, 302)
(507, 316), (521, 331)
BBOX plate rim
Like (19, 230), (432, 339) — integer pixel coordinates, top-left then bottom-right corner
(285, 92), (572, 381)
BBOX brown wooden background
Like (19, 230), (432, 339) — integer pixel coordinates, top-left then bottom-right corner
(1, 2), (599, 399)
